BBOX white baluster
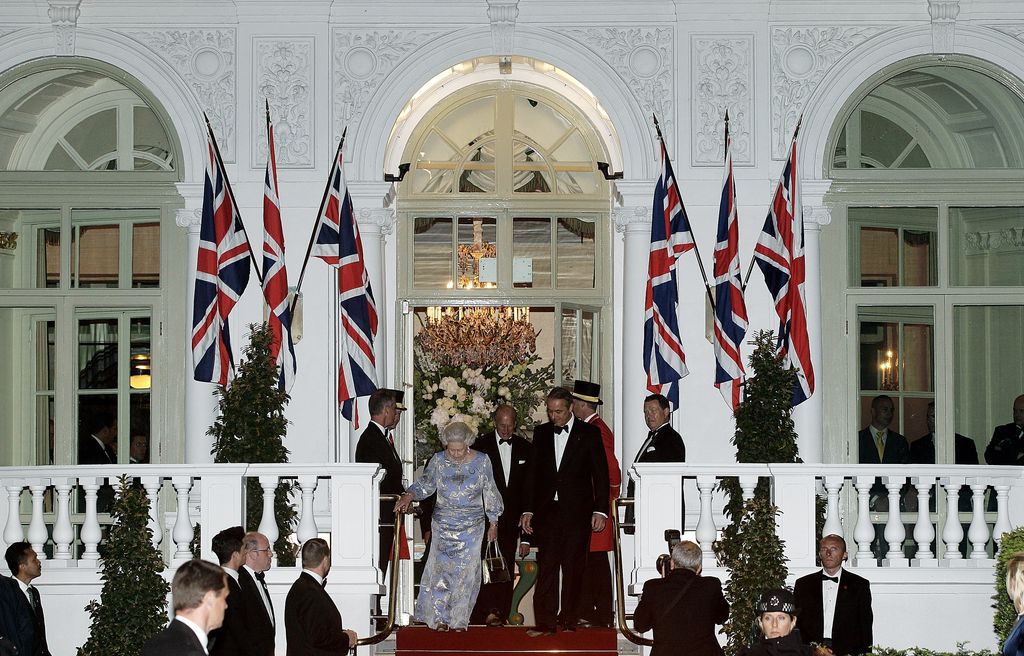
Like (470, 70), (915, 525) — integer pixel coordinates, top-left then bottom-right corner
(141, 476), (163, 549)
(822, 476), (844, 539)
(883, 477), (907, 564)
(4, 484), (25, 546)
(912, 476), (935, 564)
(258, 476), (282, 562)
(994, 481), (1012, 549)
(941, 476), (965, 563)
(296, 475), (319, 545)
(51, 478), (74, 562)
(695, 475), (717, 561)
(79, 478), (102, 563)
(739, 475), (758, 501)
(853, 476), (875, 566)
(171, 476), (195, 563)
(967, 480), (990, 560)
(27, 480), (48, 560)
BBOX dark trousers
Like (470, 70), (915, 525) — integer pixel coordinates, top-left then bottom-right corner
(471, 517), (519, 623)
(534, 502), (589, 630)
(577, 551), (613, 626)
(374, 520), (395, 618)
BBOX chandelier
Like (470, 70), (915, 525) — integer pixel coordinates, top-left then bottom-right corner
(420, 306), (535, 367)
(452, 218), (496, 289)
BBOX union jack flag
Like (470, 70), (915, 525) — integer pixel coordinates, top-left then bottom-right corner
(312, 140), (378, 419)
(754, 126), (814, 406)
(712, 117), (748, 411)
(643, 139), (696, 409)
(191, 125), (252, 385)
(262, 109), (297, 391)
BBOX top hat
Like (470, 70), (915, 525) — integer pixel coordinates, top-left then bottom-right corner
(571, 380), (602, 405)
(388, 389), (406, 411)
(755, 588), (798, 616)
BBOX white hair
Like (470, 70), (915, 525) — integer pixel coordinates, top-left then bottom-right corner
(440, 421), (476, 447)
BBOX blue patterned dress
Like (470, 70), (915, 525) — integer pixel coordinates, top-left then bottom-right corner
(408, 449), (503, 629)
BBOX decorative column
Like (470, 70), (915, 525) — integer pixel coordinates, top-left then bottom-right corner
(177, 184), (219, 465)
(796, 180), (831, 464)
(47, 0), (82, 55)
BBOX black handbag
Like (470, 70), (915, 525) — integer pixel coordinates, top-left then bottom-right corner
(481, 540), (511, 584)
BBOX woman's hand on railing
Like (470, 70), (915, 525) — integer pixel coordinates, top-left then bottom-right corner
(394, 492), (414, 513)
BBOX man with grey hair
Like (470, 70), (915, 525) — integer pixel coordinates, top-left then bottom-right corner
(633, 541), (729, 656)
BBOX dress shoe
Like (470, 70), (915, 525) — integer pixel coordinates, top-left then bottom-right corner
(485, 613), (504, 627)
(436, 623), (450, 632)
(575, 619), (593, 629)
(454, 627), (468, 632)
(559, 622), (576, 632)
(526, 628), (556, 637)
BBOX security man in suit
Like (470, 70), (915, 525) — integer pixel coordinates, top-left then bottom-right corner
(284, 539), (357, 656)
(141, 559), (229, 656)
(0, 542), (49, 656)
(985, 394), (1024, 466)
(209, 526), (249, 656)
(793, 534), (873, 656)
(470, 404), (533, 626)
(520, 387), (609, 636)
(625, 393), (686, 534)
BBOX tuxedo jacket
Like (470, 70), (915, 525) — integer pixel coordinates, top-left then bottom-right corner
(524, 419), (609, 528)
(355, 422), (405, 512)
(587, 415), (620, 552)
(209, 573), (244, 656)
(793, 569), (873, 656)
(141, 619), (206, 656)
(284, 572), (351, 656)
(0, 576), (47, 656)
(236, 567), (276, 656)
(633, 568), (728, 656)
(856, 428), (909, 464)
(909, 432), (979, 465)
(474, 432), (532, 529)
(78, 435), (115, 465)
(634, 424), (686, 464)
(986, 423), (1024, 465)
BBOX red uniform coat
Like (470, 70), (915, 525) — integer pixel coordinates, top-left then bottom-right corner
(587, 414), (620, 552)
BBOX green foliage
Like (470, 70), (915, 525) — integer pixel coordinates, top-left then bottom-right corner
(867, 645), (996, 656)
(714, 330), (800, 656)
(79, 476), (170, 656)
(209, 323), (298, 566)
(993, 527), (1024, 646)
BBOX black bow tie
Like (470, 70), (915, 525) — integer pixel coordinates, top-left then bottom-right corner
(554, 425), (569, 436)
(821, 573), (838, 583)
(255, 571), (266, 582)
(498, 437), (512, 445)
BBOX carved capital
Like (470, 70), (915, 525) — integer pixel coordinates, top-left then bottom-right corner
(0, 232), (19, 250)
(804, 205), (832, 229)
(48, 0), (82, 55)
(613, 207), (650, 235)
(928, 0), (960, 53)
(487, 0), (519, 54)
(175, 208), (203, 231)
(357, 207), (396, 238)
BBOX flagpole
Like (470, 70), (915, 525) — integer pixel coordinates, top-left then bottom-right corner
(204, 112), (264, 286)
(741, 115), (802, 291)
(292, 128), (347, 307)
(723, 110), (744, 301)
(652, 113), (716, 313)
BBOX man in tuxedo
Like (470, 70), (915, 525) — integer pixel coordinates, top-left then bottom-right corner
(285, 538), (357, 655)
(570, 380), (621, 629)
(633, 541), (728, 656)
(793, 534), (873, 656)
(985, 394), (1024, 466)
(354, 388), (405, 624)
(236, 532), (276, 655)
(0, 542), (49, 656)
(520, 387), (609, 636)
(625, 394), (686, 534)
(142, 559), (229, 656)
(78, 411), (117, 464)
(209, 526), (248, 656)
(470, 404), (532, 626)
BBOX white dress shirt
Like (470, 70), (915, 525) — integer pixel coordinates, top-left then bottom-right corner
(174, 615), (210, 654)
(243, 564), (274, 625)
(822, 567), (843, 639)
(496, 432), (512, 486)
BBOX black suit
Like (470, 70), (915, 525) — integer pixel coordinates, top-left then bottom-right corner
(209, 573), (244, 656)
(626, 423), (686, 534)
(78, 435), (115, 464)
(524, 418), (608, 630)
(857, 427), (909, 465)
(355, 421), (405, 574)
(284, 571), (351, 656)
(236, 567), (275, 656)
(0, 576), (48, 656)
(985, 423), (1024, 465)
(141, 618), (207, 656)
(909, 432), (979, 513)
(471, 431), (532, 623)
(633, 568), (728, 656)
(793, 569), (873, 656)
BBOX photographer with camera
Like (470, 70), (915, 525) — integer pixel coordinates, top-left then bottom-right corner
(634, 540), (729, 656)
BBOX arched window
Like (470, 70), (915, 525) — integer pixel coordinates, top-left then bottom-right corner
(0, 61), (185, 468)
(821, 59), (1024, 470)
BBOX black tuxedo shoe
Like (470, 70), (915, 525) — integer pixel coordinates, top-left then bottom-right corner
(559, 622), (576, 632)
(526, 628), (556, 637)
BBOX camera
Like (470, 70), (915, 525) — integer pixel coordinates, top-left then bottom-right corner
(656, 529), (682, 577)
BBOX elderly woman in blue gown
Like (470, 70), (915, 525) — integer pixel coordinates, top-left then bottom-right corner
(1005, 552), (1024, 656)
(395, 421), (502, 631)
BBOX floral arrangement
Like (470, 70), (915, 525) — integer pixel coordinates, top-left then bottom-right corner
(412, 339), (554, 464)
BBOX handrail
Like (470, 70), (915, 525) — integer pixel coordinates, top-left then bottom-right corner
(612, 497), (654, 646)
(356, 494), (404, 646)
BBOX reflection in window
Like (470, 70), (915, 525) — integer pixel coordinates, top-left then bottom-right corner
(457, 217), (497, 288)
(74, 224), (120, 288)
(949, 207), (1024, 287)
(556, 218), (596, 289)
(850, 207), (937, 287)
(132, 223), (160, 288)
(413, 218), (453, 288)
(512, 218), (551, 289)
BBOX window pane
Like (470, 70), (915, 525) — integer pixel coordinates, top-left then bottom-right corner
(132, 222), (160, 288)
(0, 209), (60, 289)
(561, 308), (577, 384)
(949, 207), (1024, 286)
(34, 318), (56, 466)
(77, 393), (117, 465)
(556, 217), (596, 289)
(457, 217), (496, 289)
(512, 140), (552, 193)
(414, 168), (454, 194)
(74, 224), (119, 288)
(134, 105), (173, 171)
(580, 311), (595, 382)
(78, 318), (118, 390)
(954, 305), (1024, 463)
(65, 108), (116, 170)
(459, 141), (496, 193)
(413, 217), (453, 288)
(512, 218), (551, 289)
(849, 207), (937, 287)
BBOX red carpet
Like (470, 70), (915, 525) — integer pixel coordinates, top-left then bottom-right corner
(395, 626), (618, 656)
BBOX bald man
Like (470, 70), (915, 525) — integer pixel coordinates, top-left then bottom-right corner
(985, 394), (1024, 466)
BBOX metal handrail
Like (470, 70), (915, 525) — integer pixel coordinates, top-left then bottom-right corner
(612, 497), (654, 646)
(356, 494), (404, 646)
